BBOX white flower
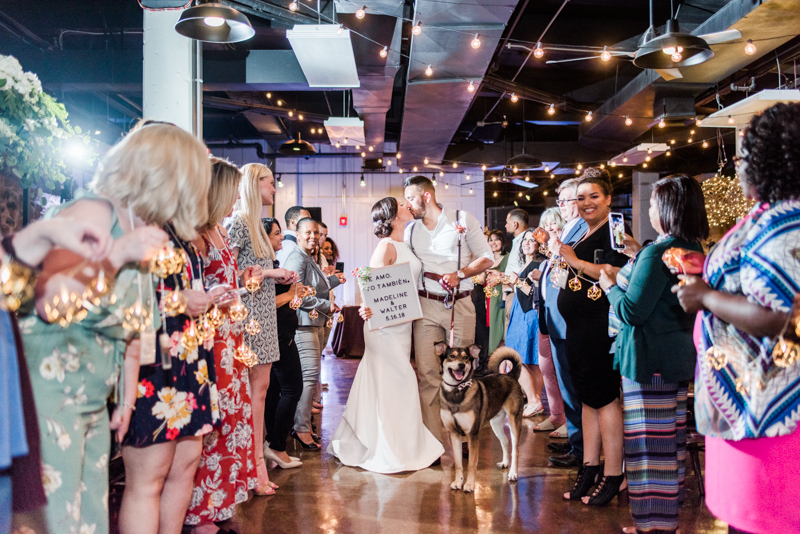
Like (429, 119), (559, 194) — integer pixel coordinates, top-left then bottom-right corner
(205, 452), (222, 472)
(57, 430), (72, 451)
(95, 454), (108, 470)
(40, 353), (64, 382)
(209, 490), (226, 508)
(225, 421), (252, 452)
(189, 486), (204, 509)
(79, 524), (96, 534)
(41, 464), (62, 496)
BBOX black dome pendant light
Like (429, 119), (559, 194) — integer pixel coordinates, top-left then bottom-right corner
(174, 1), (255, 43)
(633, 0), (712, 69)
(278, 133), (317, 156)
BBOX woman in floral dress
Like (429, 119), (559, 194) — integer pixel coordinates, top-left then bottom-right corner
(17, 123), (206, 534)
(185, 158), (258, 533)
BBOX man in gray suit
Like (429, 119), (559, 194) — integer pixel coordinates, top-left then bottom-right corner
(537, 178), (588, 468)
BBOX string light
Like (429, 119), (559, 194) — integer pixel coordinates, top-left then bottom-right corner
(465, 173), (469, 179)
(453, 162), (458, 169)
(413, 166), (418, 172)
(277, 100), (282, 106)
(728, 115), (734, 124)
(623, 157), (628, 162)
(702, 140), (709, 148)
(277, 176), (284, 188)
(361, 151), (366, 157)
(543, 191), (548, 196)
(399, 168), (404, 173)
(386, 159), (392, 166)
(355, 5), (366, 19)
(471, 34), (481, 49)
(575, 169), (580, 175)
(432, 177), (437, 186)
(600, 46), (611, 62)
(518, 192), (523, 197)
(618, 173), (623, 178)
(510, 93), (518, 103)
(469, 187), (474, 194)
(625, 115), (632, 126)
(548, 103), (556, 115)
(688, 138), (693, 143)
(643, 163), (648, 168)
(600, 163), (605, 169)
(424, 157), (429, 165)
(544, 165), (550, 172)
(744, 39), (757, 55)
(298, 114), (303, 121)
(380, 46), (388, 58)
(658, 117), (666, 128)
(696, 117), (703, 126)
(425, 65), (433, 76)
(481, 164), (487, 171)
(360, 175), (366, 187)
(289, 1), (298, 11)
(355, 145), (360, 150)
(666, 150), (671, 156)
(645, 155), (651, 162)
(368, 145), (374, 151)
(550, 173), (555, 179)
(690, 130), (695, 135)
(343, 137), (348, 144)
(577, 163), (583, 170)
(610, 161), (616, 167)
(396, 152), (401, 159)
(533, 42), (544, 58)
(337, 24), (343, 34)
(702, 174), (756, 228)
(310, 128), (315, 134)
(444, 183), (449, 189)
(493, 191), (498, 197)
(288, 110), (293, 117)
(335, 141), (340, 148)
(266, 92), (272, 99)
(412, 23), (422, 36)
(467, 81), (475, 92)
(670, 139), (676, 144)
(585, 111), (593, 122)
(439, 171), (444, 177)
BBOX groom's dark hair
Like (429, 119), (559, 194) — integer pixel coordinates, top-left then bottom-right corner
(403, 175), (435, 194)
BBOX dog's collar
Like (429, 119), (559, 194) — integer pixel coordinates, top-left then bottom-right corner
(442, 378), (473, 390)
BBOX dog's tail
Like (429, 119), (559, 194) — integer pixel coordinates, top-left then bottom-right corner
(487, 347), (523, 381)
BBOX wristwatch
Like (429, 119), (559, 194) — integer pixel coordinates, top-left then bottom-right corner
(457, 270), (466, 279)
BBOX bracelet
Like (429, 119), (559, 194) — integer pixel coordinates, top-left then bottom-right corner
(123, 402), (136, 411)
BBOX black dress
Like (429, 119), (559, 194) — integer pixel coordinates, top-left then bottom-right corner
(557, 220), (628, 409)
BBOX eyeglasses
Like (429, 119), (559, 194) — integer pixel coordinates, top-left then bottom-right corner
(556, 198), (577, 207)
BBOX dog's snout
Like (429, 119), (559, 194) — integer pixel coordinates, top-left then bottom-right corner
(458, 363), (466, 370)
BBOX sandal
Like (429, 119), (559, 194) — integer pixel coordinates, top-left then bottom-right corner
(582, 474), (628, 506)
(550, 424), (568, 439)
(523, 403), (544, 417)
(532, 419), (556, 432)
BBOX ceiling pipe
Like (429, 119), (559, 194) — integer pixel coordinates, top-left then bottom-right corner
(730, 77), (756, 93)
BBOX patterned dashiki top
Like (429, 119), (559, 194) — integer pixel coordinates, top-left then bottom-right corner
(695, 200), (800, 440)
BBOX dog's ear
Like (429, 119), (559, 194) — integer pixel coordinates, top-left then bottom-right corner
(467, 344), (482, 361)
(433, 341), (449, 358)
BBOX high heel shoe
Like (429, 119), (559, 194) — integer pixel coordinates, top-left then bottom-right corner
(583, 474), (628, 506)
(291, 430), (321, 451)
(563, 463), (602, 501)
(264, 447), (303, 469)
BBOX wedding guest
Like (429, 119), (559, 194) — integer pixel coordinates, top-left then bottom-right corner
(674, 103), (800, 534)
(598, 174), (708, 534)
(552, 169), (629, 505)
(537, 179), (588, 467)
(263, 217), (306, 469)
(504, 229), (545, 418)
(275, 206), (311, 265)
(484, 230), (511, 357)
(471, 231), (505, 371)
(503, 209), (529, 330)
(225, 163), (296, 494)
(284, 218), (344, 449)
(184, 158), (259, 531)
(20, 123), (203, 534)
(531, 208), (567, 438)
(321, 237), (339, 266)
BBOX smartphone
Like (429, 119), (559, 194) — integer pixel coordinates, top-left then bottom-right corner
(335, 261), (344, 273)
(609, 212), (626, 252)
(594, 249), (604, 264)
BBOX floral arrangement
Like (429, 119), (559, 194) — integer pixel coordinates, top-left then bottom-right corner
(351, 266), (372, 290)
(0, 54), (88, 192)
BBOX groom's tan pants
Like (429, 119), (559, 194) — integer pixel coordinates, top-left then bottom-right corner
(413, 296), (476, 443)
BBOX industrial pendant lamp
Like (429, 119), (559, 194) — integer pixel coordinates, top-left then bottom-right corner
(633, 0), (712, 69)
(175, 1), (255, 43)
(278, 133), (317, 156)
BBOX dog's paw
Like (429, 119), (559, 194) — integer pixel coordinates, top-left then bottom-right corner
(463, 482), (475, 493)
(507, 471), (518, 482)
(496, 461), (509, 470)
(450, 477), (464, 490)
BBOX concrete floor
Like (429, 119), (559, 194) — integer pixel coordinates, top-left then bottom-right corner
(228, 353), (728, 534)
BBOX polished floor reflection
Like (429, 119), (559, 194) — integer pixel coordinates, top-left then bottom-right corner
(231, 353), (727, 534)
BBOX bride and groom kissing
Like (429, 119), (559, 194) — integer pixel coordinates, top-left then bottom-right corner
(328, 175), (495, 473)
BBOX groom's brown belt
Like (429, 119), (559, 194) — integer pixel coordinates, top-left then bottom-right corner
(418, 272), (470, 302)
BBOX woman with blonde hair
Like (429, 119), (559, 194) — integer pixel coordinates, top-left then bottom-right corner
(18, 122), (209, 534)
(184, 158), (258, 532)
(224, 163), (297, 494)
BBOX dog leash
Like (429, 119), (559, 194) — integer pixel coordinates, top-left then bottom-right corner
(442, 378), (473, 390)
(449, 210), (462, 346)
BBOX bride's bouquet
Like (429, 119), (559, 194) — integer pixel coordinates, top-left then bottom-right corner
(351, 267), (372, 290)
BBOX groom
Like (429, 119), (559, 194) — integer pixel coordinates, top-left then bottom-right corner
(403, 175), (493, 442)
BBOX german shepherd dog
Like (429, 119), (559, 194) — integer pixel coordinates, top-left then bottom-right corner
(435, 343), (526, 493)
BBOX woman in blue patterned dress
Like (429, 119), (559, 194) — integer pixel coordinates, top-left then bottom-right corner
(674, 102), (800, 533)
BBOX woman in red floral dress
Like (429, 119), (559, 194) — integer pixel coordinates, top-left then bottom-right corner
(185, 158), (259, 533)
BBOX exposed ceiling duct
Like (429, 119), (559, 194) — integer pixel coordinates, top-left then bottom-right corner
(399, 0), (519, 166)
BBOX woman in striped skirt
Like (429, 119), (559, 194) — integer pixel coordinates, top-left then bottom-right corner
(598, 174), (708, 533)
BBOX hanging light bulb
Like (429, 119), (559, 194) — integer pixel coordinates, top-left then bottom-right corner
(670, 139), (676, 145)
(469, 187), (474, 194)
(266, 92), (272, 99)
(298, 114), (303, 121)
(288, 110), (293, 117)
(337, 24), (343, 34)
(513, 166), (519, 174)
(548, 103), (556, 115)
(432, 177), (437, 186)
(467, 81), (475, 93)
(380, 46), (388, 58)
(658, 117), (666, 128)
(413, 166), (418, 172)
(481, 164), (487, 171)
(423, 157), (429, 165)
(610, 161), (616, 167)
(728, 115), (734, 124)
(368, 145), (374, 152)
(277, 100), (283, 106)
(647, 148), (652, 154)
(439, 171), (444, 177)
(396, 152), (401, 159)
(335, 141), (340, 148)
(355, 145), (361, 150)
(600, 163), (605, 169)
(600, 46), (611, 62)
(361, 151), (366, 158)
(277, 176), (284, 187)
(355, 5), (366, 19)
(399, 168), (404, 174)
(625, 115), (632, 126)
(702, 140), (709, 148)
(471, 34), (481, 49)
(585, 111), (593, 122)
(643, 163), (648, 168)
(744, 39), (757, 55)
(310, 128), (315, 134)
(386, 159), (392, 166)
(688, 137), (693, 143)
(510, 93), (519, 103)
(444, 183), (449, 189)
(412, 22), (422, 36)
(425, 65), (433, 76)
(690, 130), (695, 135)
(618, 173), (623, 178)
(666, 150), (671, 156)
(289, 1), (298, 11)
(378, 158), (382, 163)
(453, 162), (458, 169)
(465, 174), (469, 180)
(623, 156), (628, 162)
(493, 191), (498, 197)
(575, 168), (580, 175)
(360, 175), (366, 187)
(550, 173), (555, 179)
(343, 137), (348, 144)
(577, 163), (583, 170)
(696, 117), (703, 126)
(645, 155), (651, 162)
(544, 165), (550, 172)
(533, 42), (544, 58)
(518, 192), (523, 197)
(671, 51), (682, 62)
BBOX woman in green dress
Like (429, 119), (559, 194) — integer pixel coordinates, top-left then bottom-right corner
(18, 123), (211, 534)
(484, 230), (510, 355)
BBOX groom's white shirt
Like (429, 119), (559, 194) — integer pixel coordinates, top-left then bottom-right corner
(404, 207), (492, 296)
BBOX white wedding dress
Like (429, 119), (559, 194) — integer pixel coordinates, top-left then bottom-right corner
(328, 238), (444, 473)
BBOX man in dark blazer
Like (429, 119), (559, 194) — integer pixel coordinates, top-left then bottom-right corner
(538, 178), (589, 468)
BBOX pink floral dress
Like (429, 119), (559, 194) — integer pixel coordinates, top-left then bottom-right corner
(185, 231), (258, 525)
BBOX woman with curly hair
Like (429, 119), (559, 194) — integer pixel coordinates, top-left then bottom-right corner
(328, 197), (444, 472)
(675, 102), (800, 533)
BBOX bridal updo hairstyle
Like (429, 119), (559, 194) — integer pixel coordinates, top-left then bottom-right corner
(371, 197), (398, 238)
(577, 166), (613, 196)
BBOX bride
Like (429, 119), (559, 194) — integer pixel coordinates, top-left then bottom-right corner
(328, 197), (444, 473)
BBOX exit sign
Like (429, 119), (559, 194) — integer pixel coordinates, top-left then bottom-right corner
(339, 216), (348, 226)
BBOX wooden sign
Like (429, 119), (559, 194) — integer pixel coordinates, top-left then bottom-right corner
(358, 262), (423, 331)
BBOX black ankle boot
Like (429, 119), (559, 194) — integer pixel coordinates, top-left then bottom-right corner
(584, 474), (628, 506)
(564, 463), (602, 501)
